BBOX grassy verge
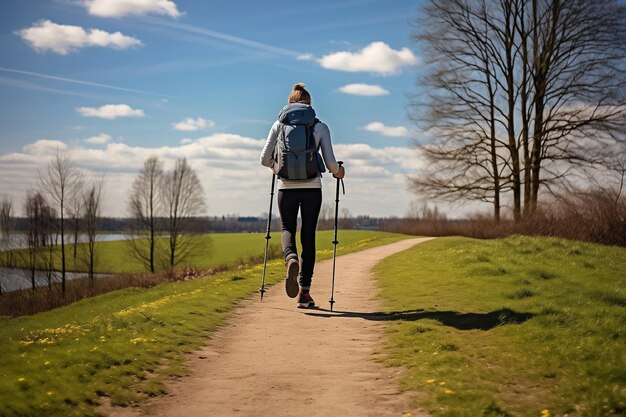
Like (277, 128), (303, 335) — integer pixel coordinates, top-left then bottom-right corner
(5, 230), (394, 274)
(374, 236), (626, 417)
(0, 230), (408, 417)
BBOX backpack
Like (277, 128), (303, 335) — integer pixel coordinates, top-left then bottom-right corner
(274, 103), (326, 180)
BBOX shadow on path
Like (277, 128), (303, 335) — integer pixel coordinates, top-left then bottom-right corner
(304, 307), (534, 331)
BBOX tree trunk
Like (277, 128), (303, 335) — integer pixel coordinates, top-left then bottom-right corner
(519, 3), (531, 217)
(504, 0), (522, 221)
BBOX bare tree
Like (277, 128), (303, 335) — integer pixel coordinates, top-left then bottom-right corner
(37, 149), (81, 294)
(406, 200), (447, 222)
(80, 177), (104, 286)
(128, 156), (164, 272)
(160, 158), (206, 267)
(412, 0), (626, 221)
(22, 191), (48, 289)
(339, 208), (354, 229)
(411, 0), (513, 221)
(0, 196), (13, 295)
(0, 197), (11, 244)
(525, 0), (626, 211)
(318, 203), (333, 230)
(68, 191), (83, 259)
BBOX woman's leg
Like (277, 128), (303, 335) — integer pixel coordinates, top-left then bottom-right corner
(298, 189), (322, 289)
(277, 190), (300, 263)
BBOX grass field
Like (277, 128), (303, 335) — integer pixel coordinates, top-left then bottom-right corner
(0, 230), (408, 417)
(374, 236), (626, 417)
(5, 230), (395, 274)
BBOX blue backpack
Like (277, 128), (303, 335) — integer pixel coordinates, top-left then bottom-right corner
(274, 103), (325, 180)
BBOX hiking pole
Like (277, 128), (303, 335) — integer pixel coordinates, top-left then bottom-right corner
(329, 161), (345, 312)
(259, 174), (276, 301)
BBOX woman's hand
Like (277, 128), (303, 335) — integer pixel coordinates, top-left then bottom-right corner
(333, 166), (345, 179)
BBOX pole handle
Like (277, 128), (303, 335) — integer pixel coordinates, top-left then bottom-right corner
(335, 161), (345, 195)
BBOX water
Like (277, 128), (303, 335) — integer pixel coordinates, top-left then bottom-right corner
(3, 233), (130, 250)
(0, 233), (126, 293)
(0, 268), (108, 293)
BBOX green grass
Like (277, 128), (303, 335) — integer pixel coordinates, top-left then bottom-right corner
(0, 230), (408, 417)
(374, 236), (626, 417)
(6, 230), (398, 274)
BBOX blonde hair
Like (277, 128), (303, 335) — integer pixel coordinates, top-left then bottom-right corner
(288, 82), (311, 104)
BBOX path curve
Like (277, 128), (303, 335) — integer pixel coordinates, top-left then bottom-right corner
(102, 237), (434, 417)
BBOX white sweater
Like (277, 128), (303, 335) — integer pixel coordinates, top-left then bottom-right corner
(260, 120), (339, 189)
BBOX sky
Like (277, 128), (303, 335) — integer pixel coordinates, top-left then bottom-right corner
(0, 0), (460, 218)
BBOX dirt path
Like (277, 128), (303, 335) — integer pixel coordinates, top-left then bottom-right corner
(102, 237), (434, 417)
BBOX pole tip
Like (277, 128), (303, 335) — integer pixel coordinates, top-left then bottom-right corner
(259, 288), (266, 301)
(337, 160), (344, 166)
(329, 299), (335, 311)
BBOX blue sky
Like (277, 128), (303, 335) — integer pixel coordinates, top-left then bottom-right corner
(0, 0), (447, 218)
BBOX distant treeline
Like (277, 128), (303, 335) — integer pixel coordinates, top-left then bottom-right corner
(6, 214), (382, 234)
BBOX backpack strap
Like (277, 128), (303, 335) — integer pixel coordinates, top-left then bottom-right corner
(309, 118), (320, 151)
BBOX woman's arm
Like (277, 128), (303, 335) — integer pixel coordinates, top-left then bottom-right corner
(260, 121), (280, 168)
(316, 123), (340, 175)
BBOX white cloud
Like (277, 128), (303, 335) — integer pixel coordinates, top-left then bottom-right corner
(22, 139), (68, 155)
(364, 122), (410, 137)
(318, 42), (419, 75)
(18, 20), (142, 55)
(338, 83), (390, 96)
(297, 53), (314, 61)
(77, 104), (145, 119)
(173, 117), (216, 131)
(85, 133), (113, 144)
(85, 0), (182, 18)
(0, 134), (429, 217)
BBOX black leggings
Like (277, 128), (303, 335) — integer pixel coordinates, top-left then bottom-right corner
(277, 188), (322, 288)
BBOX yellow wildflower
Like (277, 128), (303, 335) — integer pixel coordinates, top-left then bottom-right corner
(541, 410), (550, 417)
(426, 379), (435, 384)
(47, 392), (54, 396)
(130, 337), (154, 344)
(439, 381), (446, 385)
(44, 361), (50, 366)
(444, 389), (454, 395)
(90, 346), (98, 352)
(18, 377), (25, 382)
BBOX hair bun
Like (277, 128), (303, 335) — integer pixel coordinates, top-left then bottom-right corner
(293, 82), (306, 91)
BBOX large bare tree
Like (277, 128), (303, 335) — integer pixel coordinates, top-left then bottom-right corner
(525, 0), (626, 211)
(412, 0), (626, 220)
(37, 150), (81, 294)
(411, 0), (514, 221)
(161, 158), (206, 267)
(128, 156), (164, 272)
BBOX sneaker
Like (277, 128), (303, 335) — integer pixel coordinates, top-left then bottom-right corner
(297, 290), (315, 308)
(285, 258), (299, 298)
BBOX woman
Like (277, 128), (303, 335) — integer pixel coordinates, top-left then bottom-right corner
(260, 83), (345, 308)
